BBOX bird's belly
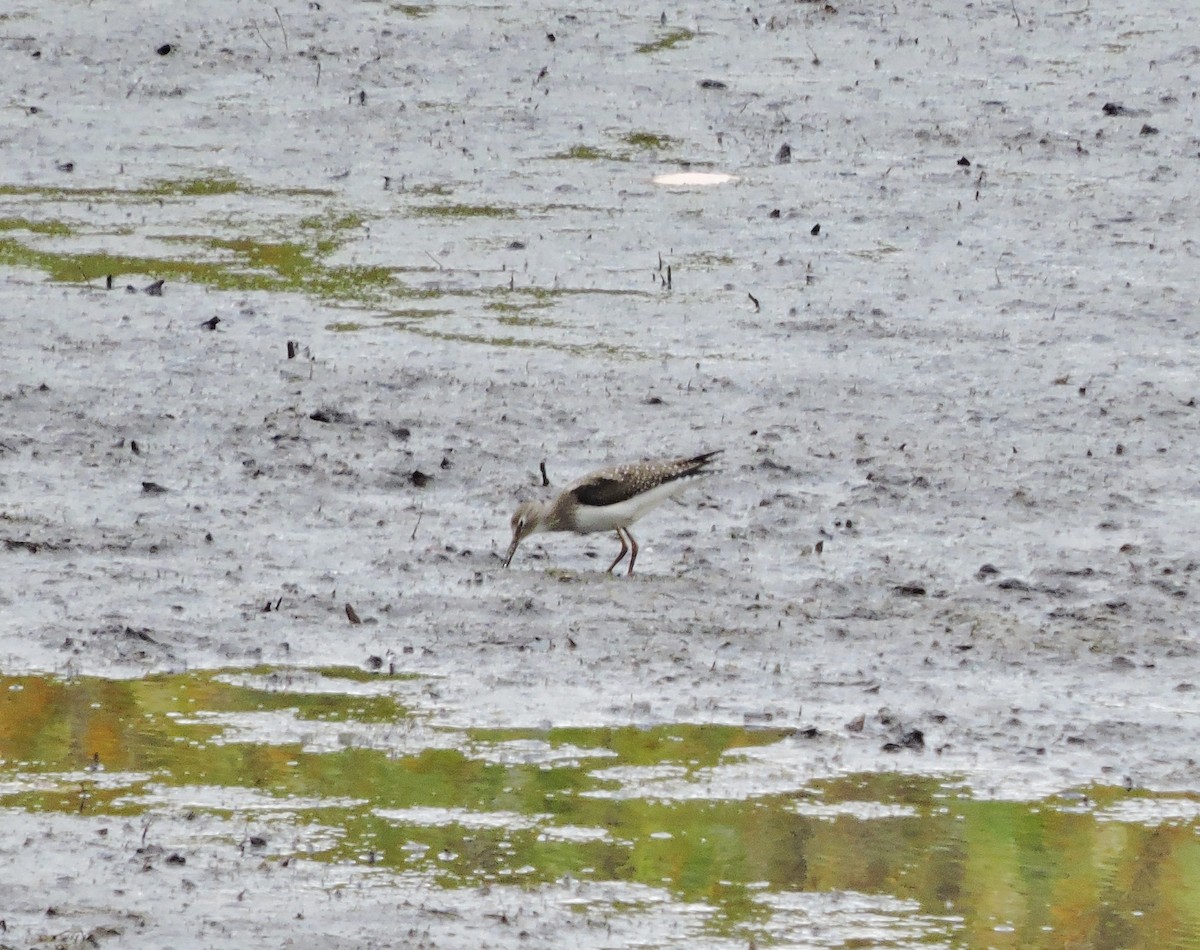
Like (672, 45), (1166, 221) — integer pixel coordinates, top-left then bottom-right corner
(570, 481), (687, 533)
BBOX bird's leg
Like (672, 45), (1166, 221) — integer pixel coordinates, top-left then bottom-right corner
(606, 528), (629, 573)
(626, 529), (639, 575)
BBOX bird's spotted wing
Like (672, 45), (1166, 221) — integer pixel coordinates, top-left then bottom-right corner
(571, 474), (644, 508)
(570, 452), (721, 509)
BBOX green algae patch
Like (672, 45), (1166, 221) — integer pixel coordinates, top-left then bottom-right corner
(551, 144), (626, 162)
(0, 176), (398, 304)
(307, 665), (420, 684)
(200, 236), (400, 299)
(0, 183), (141, 201)
(1, 668), (1199, 947)
(496, 313), (557, 328)
(0, 229), (407, 305)
(0, 217), (72, 237)
(551, 134), (675, 163)
(380, 306), (455, 320)
(0, 176), (662, 356)
(0, 237), (161, 286)
(300, 212), (365, 232)
(636, 28), (695, 55)
(410, 203), (517, 219)
(484, 293), (557, 315)
(623, 131), (676, 151)
(0, 176), (333, 203)
(150, 175), (242, 197)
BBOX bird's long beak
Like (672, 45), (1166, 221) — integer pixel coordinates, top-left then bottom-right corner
(502, 536), (520, 567)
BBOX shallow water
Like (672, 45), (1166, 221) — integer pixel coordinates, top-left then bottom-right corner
(3, 668), (1197, 949)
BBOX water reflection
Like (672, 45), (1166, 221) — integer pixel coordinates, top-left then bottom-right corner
(1, 669), (1197, 948)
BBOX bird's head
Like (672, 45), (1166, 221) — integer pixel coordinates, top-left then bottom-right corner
(503, 501), (542, 567)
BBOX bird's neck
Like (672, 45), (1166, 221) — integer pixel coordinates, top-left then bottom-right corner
(538, 497), (571, 533)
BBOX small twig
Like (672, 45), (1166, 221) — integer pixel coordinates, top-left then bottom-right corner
(410, 511), (422, 541)
(425, 251), (444, 270)
(1010, 0), (1021, 27)
(539, 461), (550, 487)
(274, 7), (289, 51)
(251, 18), (273, 54)
(314, 56), (322, 87)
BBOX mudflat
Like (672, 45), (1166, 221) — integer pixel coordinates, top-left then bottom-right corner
(2, 1), (1198, 946)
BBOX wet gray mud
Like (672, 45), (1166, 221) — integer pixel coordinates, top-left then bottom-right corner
(2, 0), (1199, 947)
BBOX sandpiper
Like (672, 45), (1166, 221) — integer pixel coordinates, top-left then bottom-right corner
(502, 450), (721, 574)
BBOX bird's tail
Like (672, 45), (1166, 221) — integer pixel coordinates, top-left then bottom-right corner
(684, 449), (723, 472)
